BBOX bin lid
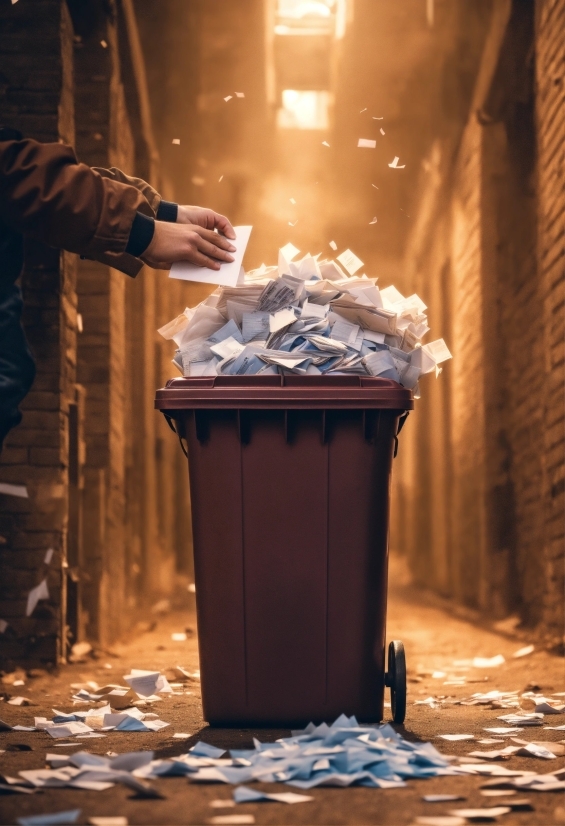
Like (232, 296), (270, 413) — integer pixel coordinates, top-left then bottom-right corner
(155, 375), (413, 411)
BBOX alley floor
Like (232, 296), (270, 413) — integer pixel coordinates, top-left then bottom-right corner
(0, 561), (563, 826)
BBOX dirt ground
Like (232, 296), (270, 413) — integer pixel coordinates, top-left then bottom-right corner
(0, 562), (563, 826)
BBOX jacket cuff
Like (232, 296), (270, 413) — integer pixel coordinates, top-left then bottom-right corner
(125, 212), (155, 257)
(156, 200), (178, 222)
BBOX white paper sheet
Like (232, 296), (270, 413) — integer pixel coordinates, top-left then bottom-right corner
(169, 226), (252, 288)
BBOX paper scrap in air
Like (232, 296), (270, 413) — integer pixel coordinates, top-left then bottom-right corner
(322, 140), (330, 147)
(329, 240), (338, 250)
(172, 138), (180, 145)
(26, 579), (49, 616)
(358, 138), (376, 149)
(0, 482), (28, 498)
(389, 156), (405, 169)
(170, 226), (252, 288)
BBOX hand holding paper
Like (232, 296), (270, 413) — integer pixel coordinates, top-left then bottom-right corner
(170, 225), (252, 287)
(143, 222), (236, 271)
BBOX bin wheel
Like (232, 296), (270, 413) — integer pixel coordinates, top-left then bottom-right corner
(385, 640), (406, 724)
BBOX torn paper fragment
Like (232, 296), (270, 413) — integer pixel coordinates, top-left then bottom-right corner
(415, 818), (465, 826)
(369, 217), (378, 225)
(0, 483), (28, 498)
(172, 138), (180, 145)
(279, 242), (300, 267)
(235, 92), (245, 98)
(423, 795), (467, 802)
(322, 141), (330, 147)
(171, 633), (186, 641)
(270, 308), (296, 334)
(233, 786), (313, 804)
(44, 548), (54, 565)
(512, 645), (534, 658)
(329, 240), (337, 251)
(219, 175), (224, 182)
(450, 808), (512, 820)
(100, 40), (108, 48)
(209, 817), (255, 825)
(190, 741), (226, 758)
(360, 108), (367, 113)
(17, 812), (81, 826)
(26, 579), (49, 616)
(89, 819), (128, 826)
(337, 249), (364, 276)
(388, 156), (406, 169)
(289, 197), (296, 204)
(224, 96), (233, 102)
(358, 138), (376, 149)
(380, 128), (385, 135)
(437, 734), (475, 741)
(288, 220), (298, 227)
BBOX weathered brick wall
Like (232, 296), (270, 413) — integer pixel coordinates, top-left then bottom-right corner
(536, 0), (565, 644)
(392, 0), (564, 645)
(0, 0), (77, 664)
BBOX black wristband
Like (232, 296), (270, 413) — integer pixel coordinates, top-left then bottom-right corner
(156, 200), (178, 222)
(125, 212), (155, 257)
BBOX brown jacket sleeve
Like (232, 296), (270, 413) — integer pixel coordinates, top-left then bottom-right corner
(0, 139), (153, 260)
(93, 166), (162, 214)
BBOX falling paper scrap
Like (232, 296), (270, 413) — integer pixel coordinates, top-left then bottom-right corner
(159, 244), (452, 394)
(172, 138), (180, 145)
(0, 483), (28, 498)
(388, 156), (405, 169)
(369, 217), (378, 225)
(235, 92), (245, 98)
(513, 645), (535, 658)
(358, 138), (376, 149)
(26, 579), (49, 616)
(322, 141), (330, 147)
(44, 548), (54, 565)
(380, 128), (385, 135)
(329, 240), (338, 251)
(224, 96), (233, 102)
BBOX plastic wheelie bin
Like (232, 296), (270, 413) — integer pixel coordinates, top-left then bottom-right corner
(155, 374), (412, 726)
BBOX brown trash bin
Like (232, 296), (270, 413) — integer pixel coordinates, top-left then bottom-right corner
(155, 375), (413, 726)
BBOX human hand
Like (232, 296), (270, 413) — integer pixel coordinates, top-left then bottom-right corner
(141, 221), (236, 270)
(176, 205), (236, 240)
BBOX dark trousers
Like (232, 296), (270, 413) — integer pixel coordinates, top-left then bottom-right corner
(0, 228), (36, 451)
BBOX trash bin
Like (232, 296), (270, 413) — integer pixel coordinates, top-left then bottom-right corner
(155, 374), (413, 726)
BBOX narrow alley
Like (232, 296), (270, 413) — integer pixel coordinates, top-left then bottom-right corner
(0, 1), (563, 825)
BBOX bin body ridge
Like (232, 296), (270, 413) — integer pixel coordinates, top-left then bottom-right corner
(155, 376), (412, 726)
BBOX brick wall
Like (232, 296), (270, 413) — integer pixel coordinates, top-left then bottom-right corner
(392, 0), (565, 646)
(536, 0), (565, 643)
(0, 0), (77, 664)
(0, 0), (194, 665)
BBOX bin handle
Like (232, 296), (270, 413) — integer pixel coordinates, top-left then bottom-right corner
(393, 411), (409, 459)
(163, 414), (188, 458)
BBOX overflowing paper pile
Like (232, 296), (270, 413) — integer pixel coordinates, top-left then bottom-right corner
(135, 715), (457, 788)
(159, 244), (451, 395)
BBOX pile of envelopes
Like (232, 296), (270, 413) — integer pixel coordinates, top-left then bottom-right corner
(159, 244), (452, 394)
